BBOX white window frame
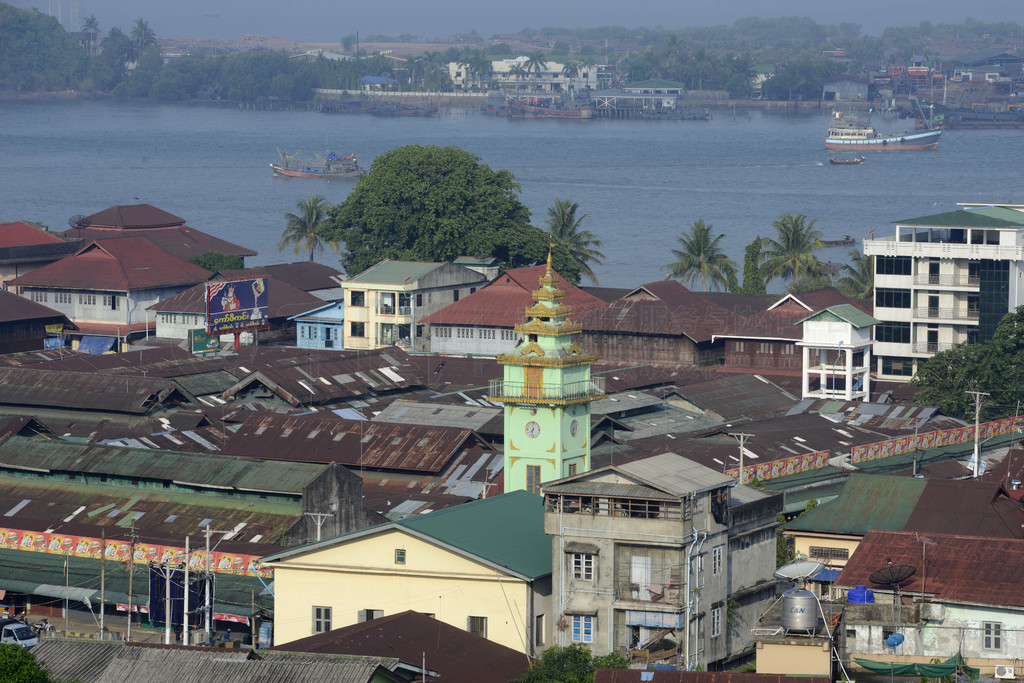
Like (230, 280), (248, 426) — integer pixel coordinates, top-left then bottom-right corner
(983, 621), (1002, 650)
(312, 605), (332, 634)
(467, 615), (487, 638)
(712, 545), (723, 575)
(711, 606), (722, 638)
(572, 553), (594, 581)
(571, 614), (593, 643)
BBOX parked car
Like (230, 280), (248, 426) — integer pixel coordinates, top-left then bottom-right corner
(0, 618), (39, 649)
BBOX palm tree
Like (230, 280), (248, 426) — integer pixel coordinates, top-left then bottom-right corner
(545, 199), (605, 285)
(130, 18), (156, 61)
(760, 213), (825, 288)
(82, 15), (100, 56)
(578, 55), (597, 90)
(470, 52), (493, 90)
(836, 249), (874, 298)
(523, 51), (548, 91)
(279, 195), (336, 262)
(508, 63), (527, 90)
(561, 60), (581, 94)
(663, 219), (737, 291)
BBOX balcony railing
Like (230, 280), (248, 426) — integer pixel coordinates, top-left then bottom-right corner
(912, 274), (980, 287)
(912, 307), (979, 321)
(912, 341), (965, 354)
(377, 305), (412, 316)
(487, 377), (606, 403)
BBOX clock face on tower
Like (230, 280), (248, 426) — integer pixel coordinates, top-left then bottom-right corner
(569, 419), (579, 437)
(525, 421), (541, 438)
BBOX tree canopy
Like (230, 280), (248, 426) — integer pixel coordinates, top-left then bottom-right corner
(0, 643), (60, 683)
(912, 307), (1024, 421)
(189, 252), (244, 271)
(515, 644), (629, 683)
(280, 195), (336, 262)
(761, 212), (824, 289)
(323, 145), (537, 276)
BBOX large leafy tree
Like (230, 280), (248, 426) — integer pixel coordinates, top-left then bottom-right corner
(836, 249), (874, 298)
(280, 195), (337, 261)
(664, 219), (737, 291)
(761, 213), (824, 288)
(545, 199), (605, 285)
(0, 643), (57, 682)
(912, 307), (1024, 420)
(324, 145), (533, 276)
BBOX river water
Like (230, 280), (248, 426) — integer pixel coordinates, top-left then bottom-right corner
(2, 99), (1022, 289)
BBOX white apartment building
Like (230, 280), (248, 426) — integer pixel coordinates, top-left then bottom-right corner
(863, 203), (1024, 381)
(448, 56), (598, 92)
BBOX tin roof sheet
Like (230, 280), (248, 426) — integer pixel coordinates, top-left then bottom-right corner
(10, 237), (214, 291)
(222, 412), (490, 473)
(345, 259), (445, 284)
(835, 530), (1024, 608)
(0, 221), (65, 247)
(894, 209), (1024, 228)
(274, 609), (530, 682)
(0, 367), (192, 415)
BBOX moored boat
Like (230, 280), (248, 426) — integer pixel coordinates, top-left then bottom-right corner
(270, 148), (364, 179)
(824, 111), (940, 150)
(507, 98), (592, 120)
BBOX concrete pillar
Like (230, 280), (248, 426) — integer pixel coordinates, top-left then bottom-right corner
(801, 346), (810, 398)
(844, 347), (854, 400)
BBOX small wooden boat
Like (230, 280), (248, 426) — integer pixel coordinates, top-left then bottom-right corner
(830, 156), (865, 165)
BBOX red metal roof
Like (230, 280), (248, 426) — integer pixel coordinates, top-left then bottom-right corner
(222, 412), (492, 473)
(0, 290), (68, 324)
(74, 321), (155, 336)
(9, 237), (213, 291)
(80, 203), (186, 229)
(0, 222), (65, 247)
(836, 529), (1024, 608)
(595, 673), (830, 683)
(420, 265), (608, 326)
(61, 225), (258, 260)
(579, 280), (739, 342)
(274, 610), (529, 681)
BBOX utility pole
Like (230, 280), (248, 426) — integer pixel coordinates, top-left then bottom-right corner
(99, 528), (105, 640)
(204, 525), (231, 645)
(183, 536), (190, 646)
(967, 390), (989, 478)
(127, 521), (138, 642)
(729, 433), (754, 484)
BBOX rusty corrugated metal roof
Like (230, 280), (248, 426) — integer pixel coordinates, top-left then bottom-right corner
(594, 672), (831, 683)
(222, 412), (491, 473)
(836, 529), (1024, 608)
(0, 367), (194, 415)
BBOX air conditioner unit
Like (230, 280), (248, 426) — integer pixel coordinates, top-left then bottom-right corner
(995, 666), (1014, 680)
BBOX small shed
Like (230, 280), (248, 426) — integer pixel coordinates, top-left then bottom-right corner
(290, 300), (345, 350)
(822, 75), (869, 101)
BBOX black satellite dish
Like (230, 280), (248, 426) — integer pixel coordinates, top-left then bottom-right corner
(869, 564), (917, 588)
(68, 214), (91, 232)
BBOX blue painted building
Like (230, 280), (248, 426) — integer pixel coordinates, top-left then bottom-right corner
(290, 301), (345, 350)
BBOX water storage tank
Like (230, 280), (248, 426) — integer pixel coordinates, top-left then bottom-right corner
(781, 588), (820, 632)
(847, 585), (875, 603)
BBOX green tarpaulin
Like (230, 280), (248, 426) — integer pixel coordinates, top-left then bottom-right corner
(855, 653), (980, 679)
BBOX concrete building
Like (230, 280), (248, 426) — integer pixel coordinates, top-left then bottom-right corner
(863, 203), (1024, 381)
(543, 453), (782, 669)
(0, 221), (80, 290)
(10, 237), (213, 350)
(261, 491), (551, 655)
(796, 304), (879, 401)
(340, 260), (487, 352)
(449, 56), (598, 92)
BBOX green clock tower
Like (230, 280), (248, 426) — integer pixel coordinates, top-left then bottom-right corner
(487, 256), (605, 494)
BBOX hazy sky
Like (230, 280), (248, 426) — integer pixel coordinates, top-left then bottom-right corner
(25, 0), (1023, 42)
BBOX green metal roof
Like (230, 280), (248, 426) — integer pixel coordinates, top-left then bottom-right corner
(785, 474), (926, 533)
(0, 436), (326, 495)
(264, 491), (551, 580)
(0, 548), (262, 615)
(346, 260), (445, 285)
(796, 304), (880, 328)
(624, 78), (688, 89)
(970, 207), (1024, 223)
(893, 209), (1024, 228)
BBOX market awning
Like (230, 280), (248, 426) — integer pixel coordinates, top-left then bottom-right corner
(855, 654), (979, 679)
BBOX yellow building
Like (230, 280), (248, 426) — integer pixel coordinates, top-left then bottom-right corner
(261, 491), (552, 655)
(340, 260), (487, 352)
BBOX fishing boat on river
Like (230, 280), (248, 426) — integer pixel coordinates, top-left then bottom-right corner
(824, 110), (941, 150)
(829, 156), (865, 164)
(270, 148), (364, 179)
(507, 96), (592, 119)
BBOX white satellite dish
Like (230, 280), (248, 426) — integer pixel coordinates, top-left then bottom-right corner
(773, 557), (825, 582)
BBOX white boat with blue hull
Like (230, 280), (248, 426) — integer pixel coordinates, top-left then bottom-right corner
(824, 111), (941, 150)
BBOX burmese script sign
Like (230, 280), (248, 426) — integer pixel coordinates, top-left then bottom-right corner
(850, 415), (1024, 464)
(726, 450), (830, 483)
(205, 278), (269, 335)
